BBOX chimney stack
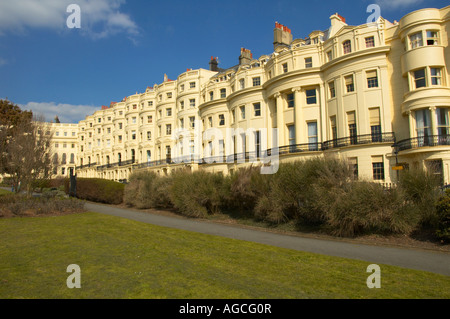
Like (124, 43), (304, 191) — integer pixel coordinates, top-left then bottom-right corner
(273, 22), (293, 50)
(239, 48), (253, 65)
(209, 56), (219, 71)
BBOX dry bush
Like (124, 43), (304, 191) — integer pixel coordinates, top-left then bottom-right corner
(170, 170), (229, 217)
(0, 195), (85, 217)
(228, 166), (271, 212)
(124, 171), (173, 209)
(313, 181), (420, 237)
(398, 169), (441, 227)
(74, 178), (124, 205)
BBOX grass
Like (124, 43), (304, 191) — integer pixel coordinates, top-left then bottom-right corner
(0, 188), (12, 196)
(0, 212), (449, 299)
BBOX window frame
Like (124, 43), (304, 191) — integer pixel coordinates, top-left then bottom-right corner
(409, 32), (423, 49)
(345, 75), (355, 93)
(430, 67), (442, 86)
(365, 36), (375, 48)
(366, 70), (379, 88)
(343, 40), (352, 54)
(306, 89), (317, 105)
(305, 57), (313, 68)
(426, 30), (439, 46)
(218, 114), (225, 126)
(240, 106), (246, 120)
(328, 81), (336, 99)
(253, 103), (261, 117)
(372, 161), (385, 181)
(413, 68), (426, 89)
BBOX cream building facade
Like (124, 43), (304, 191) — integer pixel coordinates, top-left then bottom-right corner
(67, 6), (449, 185)
(44, 122), (78, 177)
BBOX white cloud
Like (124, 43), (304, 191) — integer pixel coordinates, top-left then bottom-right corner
(0, 0), (139, 40)
(20, 101), (100, 124)
(375, 0), (425, 10)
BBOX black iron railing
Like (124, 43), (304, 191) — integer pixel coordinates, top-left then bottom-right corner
(322, 132), (395, 150)
(395, 135), (450, 152)
(76, 162), (97, 170)
(76, 133), (397, 171)
(96, 159), (135, 171)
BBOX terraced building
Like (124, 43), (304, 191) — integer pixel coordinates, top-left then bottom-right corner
(71, 6), (450, 185)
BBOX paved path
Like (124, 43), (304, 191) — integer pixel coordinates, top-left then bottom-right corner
(85, 202), (450, 276)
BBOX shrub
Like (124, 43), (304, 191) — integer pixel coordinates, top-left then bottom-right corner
(0, 194), (85, 217)
(124, 171), (158, 209)
(228, 166), (271, 213)
(124, 171), (173, 209)
(73, 178), (125, 205)
(435, 190), (450, 243)
(314, 181), (420, 237)
(253, 157), (352, 225)
(398, 169), (441, 227)
(151, 175), (174, 209)
(170, 170), (229, 217)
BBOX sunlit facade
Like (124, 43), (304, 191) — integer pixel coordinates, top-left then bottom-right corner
(66, 6), (449, 185)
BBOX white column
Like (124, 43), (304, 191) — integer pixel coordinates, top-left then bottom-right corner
(267, 98), (276, 150)
(430, 106), (437, 136)
(293, 87), (302, 144)
(407, 111), (414, 138)
(275, 92), (285, 147)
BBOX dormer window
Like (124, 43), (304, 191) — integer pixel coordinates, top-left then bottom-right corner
(343, 40), (352, 54)
(365, 36), (375, 48)
(305, 57), (313, 68)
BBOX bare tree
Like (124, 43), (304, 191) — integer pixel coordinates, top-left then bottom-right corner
(0, 100), (54, 195)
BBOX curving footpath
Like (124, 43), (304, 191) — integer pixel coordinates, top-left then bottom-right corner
(84, 202), (450, 276)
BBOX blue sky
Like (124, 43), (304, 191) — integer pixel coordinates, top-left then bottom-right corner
(0, 0), (448, 123)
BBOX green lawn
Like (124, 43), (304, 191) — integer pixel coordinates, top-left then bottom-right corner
(0, 188), (12, 195)
(0, 212), (449, 299)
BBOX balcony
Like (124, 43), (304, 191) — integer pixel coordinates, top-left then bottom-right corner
(322, 132), (395, 151)
(135, 155), (203, 169)
(96, 159), (135, 171)
(75, 162), (97, 170)
(394, 135), (450, 152)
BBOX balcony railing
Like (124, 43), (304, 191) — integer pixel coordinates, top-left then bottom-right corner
(395, 135), (450, 152)
(96, 159), (135, 171)
(76, 134), (396, 171)
(76, 162), (97, 170)
(322, 132), (395, 150)
(278, 142), (321, 154)
(135, 155), (203, 169)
